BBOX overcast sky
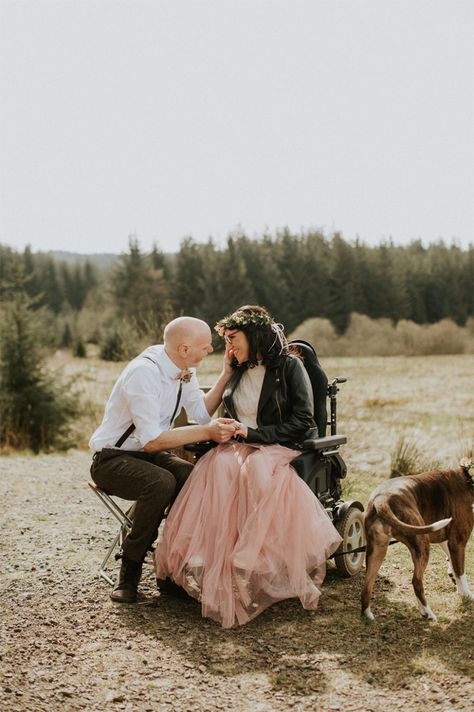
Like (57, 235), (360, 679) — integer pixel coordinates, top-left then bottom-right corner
(0, 0), (473, 255)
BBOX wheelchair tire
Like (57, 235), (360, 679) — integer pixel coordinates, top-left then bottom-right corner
(334, 506), (365, 577)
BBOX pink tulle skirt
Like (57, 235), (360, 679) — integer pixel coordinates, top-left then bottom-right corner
(154, 441), (342, 628)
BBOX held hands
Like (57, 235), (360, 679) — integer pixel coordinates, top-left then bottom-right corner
(233, 421), (248, 438)
(208, 418), (248, 442)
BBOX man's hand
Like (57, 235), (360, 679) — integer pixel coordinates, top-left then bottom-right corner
(208, 418), (239, 442)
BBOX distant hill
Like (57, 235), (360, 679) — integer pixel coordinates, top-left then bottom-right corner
(46, 251), (120, 269)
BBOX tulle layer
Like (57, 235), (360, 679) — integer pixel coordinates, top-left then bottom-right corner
(155, 442), (342, 628)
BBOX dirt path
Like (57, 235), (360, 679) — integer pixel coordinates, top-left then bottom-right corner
(1, 452), (473, 711)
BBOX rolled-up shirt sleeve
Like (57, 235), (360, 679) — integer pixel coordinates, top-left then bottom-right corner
(182, 373), (212, 424)
(121, 366), (165, 447)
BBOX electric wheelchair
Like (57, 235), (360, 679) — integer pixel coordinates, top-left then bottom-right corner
(288, 340), (365, 577)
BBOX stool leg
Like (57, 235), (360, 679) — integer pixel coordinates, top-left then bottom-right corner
(99, 529), (122, 586)
(100, 519), (132, 586)
(89, 484), (134, 586)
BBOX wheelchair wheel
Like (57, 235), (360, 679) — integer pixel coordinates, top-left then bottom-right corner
(334, 506), (365, 577)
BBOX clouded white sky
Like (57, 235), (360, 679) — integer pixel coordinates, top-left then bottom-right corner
(1, 0), (473, 254)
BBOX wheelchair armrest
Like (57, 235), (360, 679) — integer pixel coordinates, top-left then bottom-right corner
(184, 441), (217, 457)
(302, 434), (347, 451)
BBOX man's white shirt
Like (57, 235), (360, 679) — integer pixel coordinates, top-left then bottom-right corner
(89, 345), (211, 452)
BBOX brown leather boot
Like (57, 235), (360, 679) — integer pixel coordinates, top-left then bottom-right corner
(156, 577), (197, 604)
(110, 556), (143, 603)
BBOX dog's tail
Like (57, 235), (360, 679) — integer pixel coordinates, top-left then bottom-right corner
(374, 499), (452, 535)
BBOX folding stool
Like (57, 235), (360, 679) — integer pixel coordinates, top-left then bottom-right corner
(88, 482), (135, 586)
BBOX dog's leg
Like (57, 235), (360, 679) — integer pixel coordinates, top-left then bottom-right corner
(438, 540), (456, 586)
(448, 540), (474, 601)
(408, 537), (437, 621)
(361, 525), (389, 621)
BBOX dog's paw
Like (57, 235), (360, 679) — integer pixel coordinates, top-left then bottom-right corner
(417, 599), (437, 621)
(420, 607), (437, 621)
(362, 607), (375, 621)
(455, 575), (474, 599)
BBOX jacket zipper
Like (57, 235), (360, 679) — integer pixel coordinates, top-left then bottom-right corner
(275, 387), (282, 423)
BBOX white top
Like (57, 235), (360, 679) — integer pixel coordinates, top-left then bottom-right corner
(232, 364), (266, 429)
(89, 345), (211, 452)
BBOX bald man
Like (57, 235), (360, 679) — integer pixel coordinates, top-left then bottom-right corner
(89, 317), (237, 603)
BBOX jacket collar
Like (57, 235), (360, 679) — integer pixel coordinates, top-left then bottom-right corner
(223, 359), (283, 418)
(257, 366), (280, 413)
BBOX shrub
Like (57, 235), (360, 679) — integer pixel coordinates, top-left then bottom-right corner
(73, 336), (87, 358)
(0, 294), (80, 452)
(341, 313), (395, 356)
(288, 318), (338, 356)
(390, 435), (440, 478)
(419, 319), (467, 355)
(291, 313), (473, 357)
(99, 320), (140, 362)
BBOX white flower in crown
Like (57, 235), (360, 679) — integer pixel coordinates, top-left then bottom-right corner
(180, 369), (193, 383)
(215, 309), (274, 336)
(459, 457), (473, 471)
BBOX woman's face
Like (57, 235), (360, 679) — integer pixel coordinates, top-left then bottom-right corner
(224, 329), (250, 364)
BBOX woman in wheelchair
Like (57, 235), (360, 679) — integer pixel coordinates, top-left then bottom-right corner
(154, 305), (342, 628)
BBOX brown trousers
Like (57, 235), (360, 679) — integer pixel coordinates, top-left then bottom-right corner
(90, 449), (193, 563)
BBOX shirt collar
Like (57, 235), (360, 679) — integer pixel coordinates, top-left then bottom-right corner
(140, 345), (182, 380)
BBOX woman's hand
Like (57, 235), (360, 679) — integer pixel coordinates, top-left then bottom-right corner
(223, 342), (234, 377)
(233, 421), (248, 439)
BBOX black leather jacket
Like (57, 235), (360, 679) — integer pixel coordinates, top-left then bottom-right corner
(222, 354), (317, 449)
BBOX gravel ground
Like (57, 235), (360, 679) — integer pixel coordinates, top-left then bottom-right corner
(1, 451), (473, 712)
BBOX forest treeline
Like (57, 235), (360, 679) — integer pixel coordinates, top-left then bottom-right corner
(2, 231), (472, 451)
(1, 231), (473, 357)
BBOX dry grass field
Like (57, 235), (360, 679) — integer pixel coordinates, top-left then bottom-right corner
(1, 349), (473, 711)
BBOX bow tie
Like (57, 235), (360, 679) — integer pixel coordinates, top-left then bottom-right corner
(175, 368), (193, 383)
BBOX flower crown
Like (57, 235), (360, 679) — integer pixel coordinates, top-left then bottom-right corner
(214, 310), (274, 336)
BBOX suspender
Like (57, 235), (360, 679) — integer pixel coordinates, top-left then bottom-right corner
(114, 422), (136, 449)
(113, 356), (183, 449)
(168, 380), (183, 430)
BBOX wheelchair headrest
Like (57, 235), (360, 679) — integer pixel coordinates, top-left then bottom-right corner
(289, 339), (328, 437)
(290, 339), (316, 358)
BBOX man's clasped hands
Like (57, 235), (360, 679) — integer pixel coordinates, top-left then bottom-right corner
(207, 418), (248, 443)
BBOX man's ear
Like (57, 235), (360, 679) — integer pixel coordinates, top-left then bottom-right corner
(177, 343), (189, 359)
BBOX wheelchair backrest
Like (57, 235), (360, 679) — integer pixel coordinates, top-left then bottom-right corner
(289, 339), (328, 437)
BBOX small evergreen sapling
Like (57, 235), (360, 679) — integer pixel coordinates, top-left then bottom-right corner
(0, 291), (79, 452)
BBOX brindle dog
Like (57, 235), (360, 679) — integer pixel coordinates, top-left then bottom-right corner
(361, 461), (474, 621)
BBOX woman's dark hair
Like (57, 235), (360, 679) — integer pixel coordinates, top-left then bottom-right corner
(223, 305), (290, 368)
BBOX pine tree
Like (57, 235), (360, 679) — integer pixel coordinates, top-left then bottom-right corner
(327, 234), (355, 333)
(214, 235), (256, 317)
(111, 236), (172, 337)
(73, 335), (87, 358)
(0, 287), (79, 452)
(61, 322), (73, 347)
(171, 237), (208, 318)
